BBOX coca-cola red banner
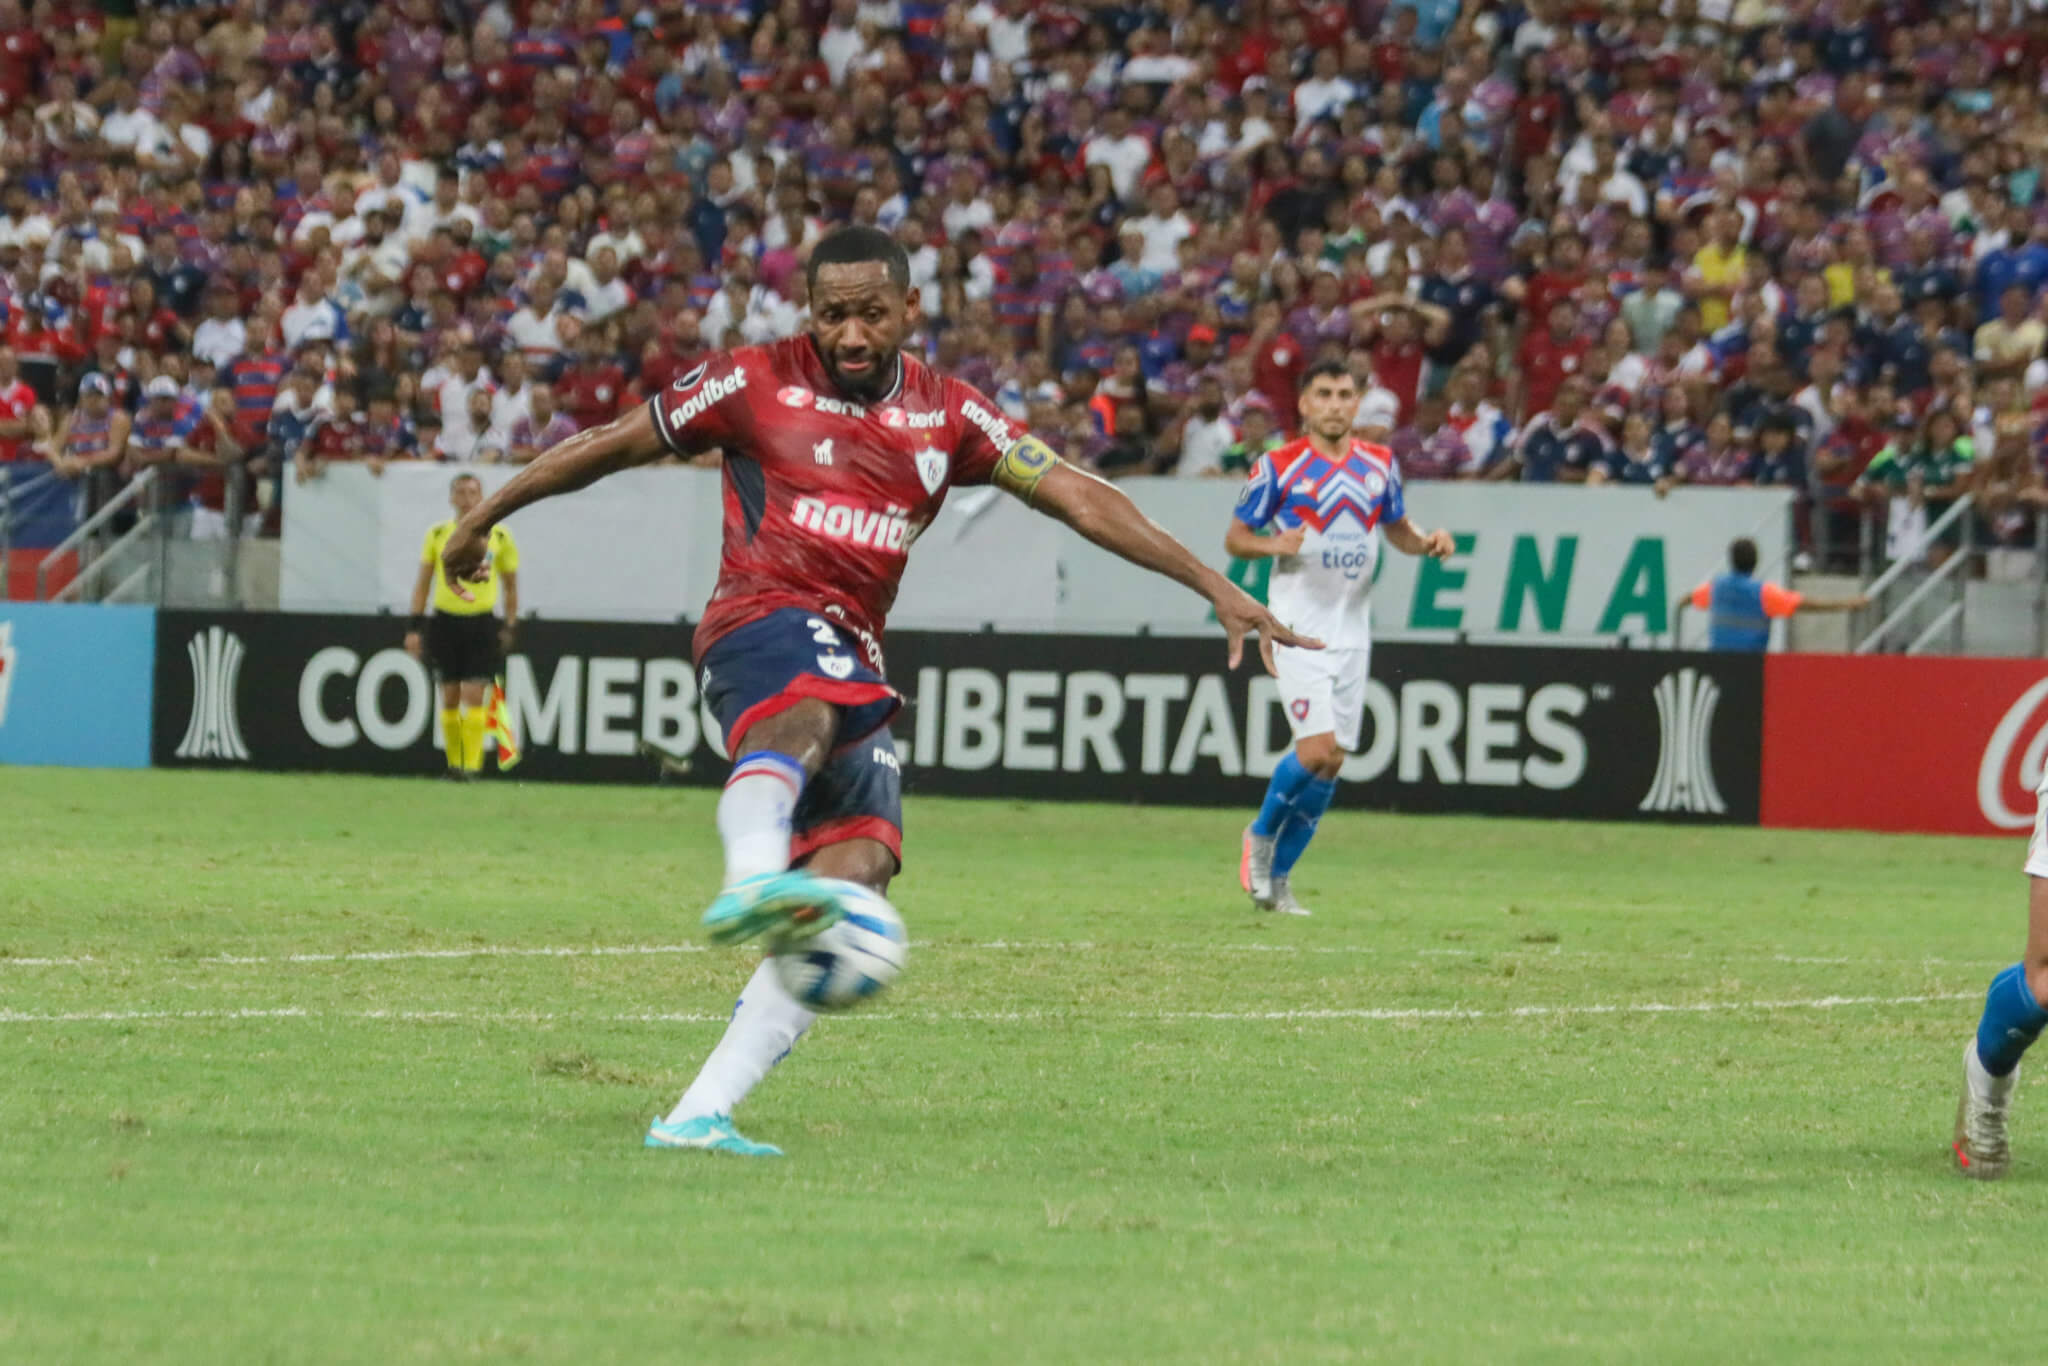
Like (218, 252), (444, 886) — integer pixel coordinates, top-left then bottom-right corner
(1762, 655), (2048, 836)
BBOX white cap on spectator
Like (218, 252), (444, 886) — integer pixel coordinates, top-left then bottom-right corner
(144, 376), (179, 399)
(1356, 390), (1400, 432)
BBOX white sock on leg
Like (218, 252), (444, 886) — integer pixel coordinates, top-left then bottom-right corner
(718, 752), (807, 885)
(668, 958), (817, 1123)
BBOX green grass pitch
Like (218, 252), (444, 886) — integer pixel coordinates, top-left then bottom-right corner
(1, 768), (2042, 1362)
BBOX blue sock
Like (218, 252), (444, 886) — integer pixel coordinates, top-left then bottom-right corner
(1272, 777), (1337, 877)
(1252, 752), (1317, 837)
(1976, 963), (2048, 1076)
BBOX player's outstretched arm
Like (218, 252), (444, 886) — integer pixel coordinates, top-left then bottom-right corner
(1384, 517), (1455, 559)
(441, 404), (666, 582)
(1014, 451), (1323, 675)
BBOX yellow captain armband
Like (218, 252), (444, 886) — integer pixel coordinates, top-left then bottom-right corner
(991, 434), (1061, 502)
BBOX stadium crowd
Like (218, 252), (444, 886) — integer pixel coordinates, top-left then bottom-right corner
(3, 0), (2048, 567)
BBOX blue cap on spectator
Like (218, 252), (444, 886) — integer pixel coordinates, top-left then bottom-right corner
(78, 372), (109, 397)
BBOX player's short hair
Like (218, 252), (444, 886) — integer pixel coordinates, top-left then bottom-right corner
(807, 225), (911, 297)
(451, 472), (481, 492)
(1299, 359), (1356, 393)
(1729, 537), (1759, 575)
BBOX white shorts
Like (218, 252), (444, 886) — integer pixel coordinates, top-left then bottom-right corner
(1276, 643), (1372, 751)
(2026, 774), (2048, 878)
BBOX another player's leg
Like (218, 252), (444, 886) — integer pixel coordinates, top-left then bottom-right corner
(1261, 648), (1359, 916)
(1247, 645), (1331, 908)
(1245, 751), (1312, 905)
(651, 738), (902, 1156)
(1955, 874), (2048, 1179)
(1269, 733), (1341, 917)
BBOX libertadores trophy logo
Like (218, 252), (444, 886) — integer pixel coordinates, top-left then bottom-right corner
(1639, 667), (1725, 815)
(175, 625), (251, 762)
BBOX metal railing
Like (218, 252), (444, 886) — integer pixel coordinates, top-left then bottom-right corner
(1853, 492), (1976, 655)
(38, 468), (158, 602)
(1905, 601), (1965, 655)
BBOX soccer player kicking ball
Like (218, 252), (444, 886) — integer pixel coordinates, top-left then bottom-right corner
(1227, 375), (1453, 916)
(439, 227), (1313, 1156)
(1953, 805), (2048, 1178)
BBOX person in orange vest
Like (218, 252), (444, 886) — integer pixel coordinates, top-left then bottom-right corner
(1686, 537), (1864, 651)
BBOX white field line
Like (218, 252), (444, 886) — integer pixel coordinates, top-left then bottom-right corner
(0, 991), (1979, 1028)
(0, 939), (2004, 972)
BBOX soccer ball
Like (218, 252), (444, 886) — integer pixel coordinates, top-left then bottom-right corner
(770, 880), (908, 1011)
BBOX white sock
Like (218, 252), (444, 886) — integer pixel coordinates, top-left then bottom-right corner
(718, 751), (807, 885)
(667, 959), (816, 1123)
(1968, 1039), (2019, 1105)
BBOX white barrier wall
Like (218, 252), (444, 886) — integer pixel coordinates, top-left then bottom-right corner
(283, 465), (1792, 647)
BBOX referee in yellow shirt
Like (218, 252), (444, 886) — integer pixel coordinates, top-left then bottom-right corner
(405, 473), (520, 779)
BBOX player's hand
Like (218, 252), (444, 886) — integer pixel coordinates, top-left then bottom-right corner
(1268, 524), (1308, 556)
(498, 622), (517, 654)
(1420, 528), (1455, 559)
(1213, 582), (1323, 675)
(403, 630), (422, 659)
(439, 520), (490, 600)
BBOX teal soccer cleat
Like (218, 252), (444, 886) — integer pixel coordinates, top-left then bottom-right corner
(701, 870), (852, 946)
(644, 1113), (784, 1157)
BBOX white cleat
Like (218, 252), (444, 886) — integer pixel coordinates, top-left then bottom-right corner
(1953, 1040), (2015, 1180)
(1240, 827), (1276, 908)
(1268, 876), (1312, 917)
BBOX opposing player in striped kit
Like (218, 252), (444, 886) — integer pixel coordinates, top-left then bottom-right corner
(439, 227), (1315, 1155)
(1228, 368), (1454, 916)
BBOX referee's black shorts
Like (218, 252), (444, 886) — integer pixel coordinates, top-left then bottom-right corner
(426, 612), (500, 683)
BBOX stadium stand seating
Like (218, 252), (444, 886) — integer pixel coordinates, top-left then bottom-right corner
(1, 0), (2046, 579)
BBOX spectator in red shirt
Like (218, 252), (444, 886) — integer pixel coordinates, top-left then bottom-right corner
(556, 329), (628, 431)
(1517, 230), (1590, 334)
(1354, 294), (1452, 424)
(0, 346), (46, 461)
(1518, 300), (1596, 422)
(302, 388), (368, 482)
(1249, 301), (1307, 435)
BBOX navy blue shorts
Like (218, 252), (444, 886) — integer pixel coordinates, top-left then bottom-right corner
(699, 608), (904, 867)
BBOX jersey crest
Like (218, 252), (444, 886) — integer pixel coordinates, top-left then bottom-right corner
(914, 445), (947, 494)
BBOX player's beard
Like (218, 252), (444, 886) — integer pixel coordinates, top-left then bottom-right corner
(827, 350), (900, 402)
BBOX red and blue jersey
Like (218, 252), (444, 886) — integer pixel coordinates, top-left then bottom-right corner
(1234, 436), (1405, 537)
(1232, 436), (1405, 650)
(224, 350), (288, 446)
(648, 336), (1020, 665)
